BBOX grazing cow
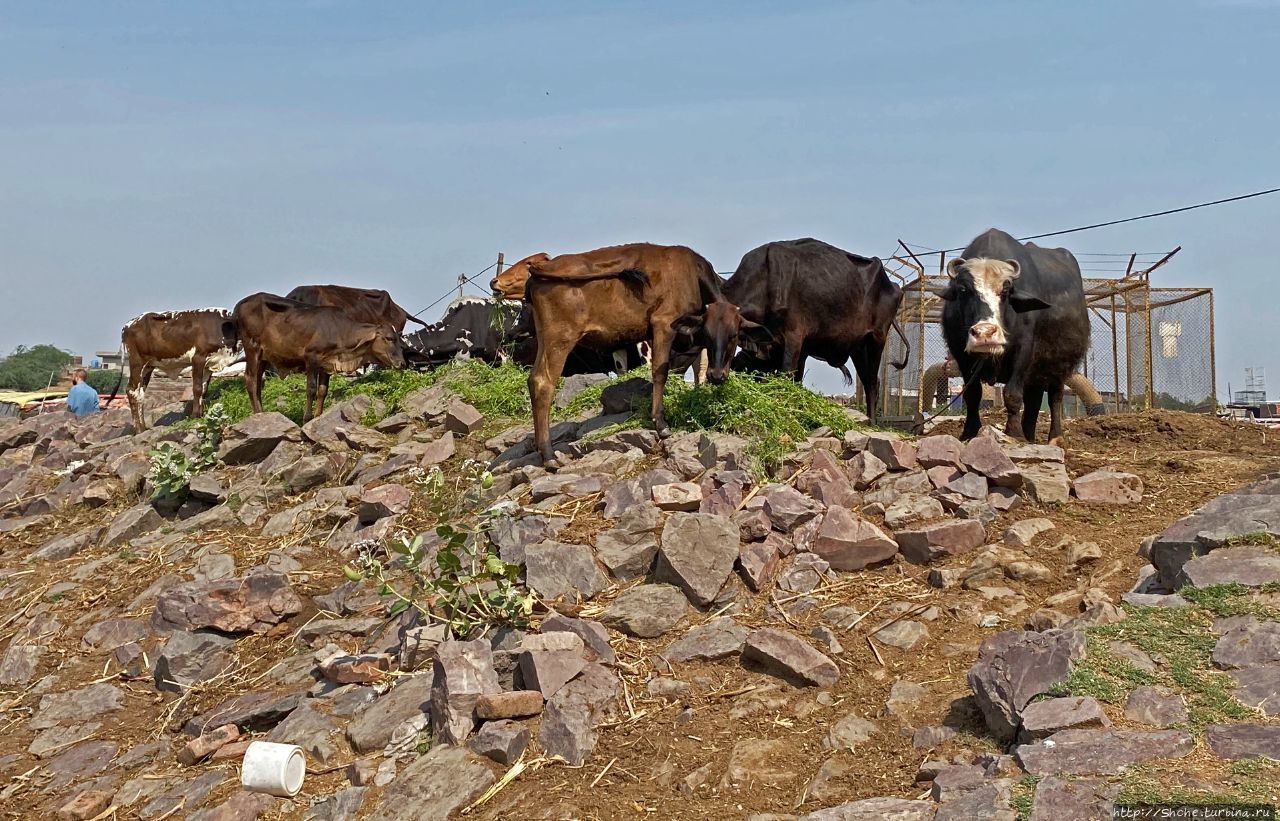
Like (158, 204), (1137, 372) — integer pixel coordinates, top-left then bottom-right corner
(525, 243), (768, 466)
(404, 297), (523, 367)
(121, 309), (239, 431)
(490, 253), (549, 302)
(233, 293), (406, 422)
(940, 228), (1089, 444)
(284, 285), (428, 335)
(723, 238), (908, 424)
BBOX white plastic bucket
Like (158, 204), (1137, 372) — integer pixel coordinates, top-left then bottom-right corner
(240, 741), (306, 797)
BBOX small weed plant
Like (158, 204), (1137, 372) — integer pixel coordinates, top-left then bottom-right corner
(345, 459), (534, 638)
(146, 402), (229, 501)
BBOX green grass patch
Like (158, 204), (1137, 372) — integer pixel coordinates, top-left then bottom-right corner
(1181, 583), (1280, 620)
(1118, 760), (1279, 806)
(1052, 603), (1252, 731)
(1009, 775), (1040, 821)
(1224, 531), (1280, 547)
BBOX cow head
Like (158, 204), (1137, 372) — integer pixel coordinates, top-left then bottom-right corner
(672, 301), (772, 385)
(942, 257), (1050, 356)
(361, 326), (407, 369)
(490, 252), (549, 301)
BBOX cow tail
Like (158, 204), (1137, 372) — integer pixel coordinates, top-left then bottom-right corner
(891, 319), (910, 370)
(404, 312), (430, 328)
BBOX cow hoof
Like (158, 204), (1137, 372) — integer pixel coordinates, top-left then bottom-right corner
(543, 458), (562, 472)
(1048, 436), (1065, 448)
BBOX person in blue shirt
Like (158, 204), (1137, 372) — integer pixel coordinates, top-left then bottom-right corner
(66, 368), (100, 417)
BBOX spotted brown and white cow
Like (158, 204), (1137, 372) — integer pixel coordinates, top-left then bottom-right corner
(121, 309), (239, 431)
(941, 228), (1089, 444)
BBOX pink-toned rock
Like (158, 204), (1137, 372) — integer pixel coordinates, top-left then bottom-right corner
(57, 791), (114, 821)
(866, 434), (918, 471)
(848, 451), (888, 490)
(896, 520), (987, 564)
(739, 539), (783, 592)
(320, 653), (393, 684)
(961, 437), (1023, 489)
(652, 482), (703, 512)
(945, 472), (989, 500)
(917, 435), (964, 469)
(359, 484), (412, 522)
(988, 487), (1024, 512)
(927, 465), (962, 489)
(210, 739), (251, 761)
(1022, 463), (1072, 503)
(1073, 470), (1143, 504)
(475, 690), (545, 720)
(734, 508), (773, 541)
(813, 480), (859, 509)
(177, 723), (240, 766)
(812, 507), (898, 571)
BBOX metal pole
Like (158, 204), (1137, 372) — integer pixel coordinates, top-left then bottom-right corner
(496, 252), (504, 279)
(1110, 294), (1120, 414)
(1152, 275), (1162, 409)
(1208, 289), (1217, 411)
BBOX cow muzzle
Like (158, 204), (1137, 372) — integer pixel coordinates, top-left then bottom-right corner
(707, 368), (729, 386)
(967, 321), (1007, 354)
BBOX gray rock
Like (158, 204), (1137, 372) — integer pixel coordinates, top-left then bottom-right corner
(518, 650), (586, 699)
(31, 683), (124, 730)
(488, 513), (568, 567)
(218, 412), (301, 464)
(967, 628), (1087, 742)
(1205, 723), (1280, 760)
(739, 537), (784, 592)
(1004, 518), (1055, 548)
(896, 520), (986, 565)
(305, 787), (365, 821)
(539, 614), (615, 665)
(763, 485), (823, 532)
(848, 451), (889, 490)
(152, 571), (303, 634)
(469, 719), (531, 765)
(661, 617), (750, 663)
(29, 525), (104, 562)
(524, 541), (609, 602)
(823, 714), (877, 751)
(602, 468), (679, 518)
(812, 507), (898, 570)
(1019, 696), (1110, 741)
(1028, 776), (1119, 821)
(884, 494), (945, 530)
(431, 639), (500, 746)
(1021, 462), (1071, 504)
(1015, 728), (1194, 775)
(267, 700), (343, 764)
(373, 744), (496, 821)
(916, 435), (963, 469)
(935, 783), (1015, 821)
(776, 552), (829, 594)
(1073, 469), (1143, 504)
(153, 630), (236, 693)
(742, 628), (839, 687)
(539, 663), (618, 765)
(800, 797), (937, 821)
(1179, 545), (1280, 591)
(347, 673), (433, 753)
(595, 508), (661, 581)
(102, 504), (163, 547)
(1230, 664), (1280, 715)
(599, 584), (689, 638)
(185, 691), (303, 736)
(1149, 477), (1280, 588)
(872, 620), (929, 650)
(1213, 621), (1280, 669)
(1124, 686), (1188, 727)
(961, 437), (1022, 488)
(928, 764), (988, 802)
(866, 433), (919, 471)
(655, 512), (739, 607)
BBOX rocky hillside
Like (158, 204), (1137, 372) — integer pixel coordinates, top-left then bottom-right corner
(1, 372), (1279, 820)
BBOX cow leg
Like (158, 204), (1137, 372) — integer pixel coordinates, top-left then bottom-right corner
(190, 356), (206, 419)
(315, 371), (331, 419)
(1022, 385), (1044, 443)
(960, 370), (984, 440)
(649, 326), (677, 438)
(852, 340), (885, 427)
(694, 349), (708, 386)
(1046, 382), (1067, 446)
(783, 332), (806, 381)
(127, 361), (149, 432)
(1002, 377), (1026, 441)
(529, 341), (575, 468)
(245, 346), (265, 414)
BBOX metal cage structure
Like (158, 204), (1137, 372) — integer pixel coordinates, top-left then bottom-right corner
(875, 244), (1216, 420)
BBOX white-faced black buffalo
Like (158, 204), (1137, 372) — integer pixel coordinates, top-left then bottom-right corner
(723, 238), (908, 424)
(122, 309), (239, 431)
(233, 293), (407, 422)
(525, 243), (767, 466)
(941, 228), (1089, 444)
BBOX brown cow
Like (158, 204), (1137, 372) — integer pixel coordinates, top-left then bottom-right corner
(122, 309), (239, 431)
(284, 285), (428, 334)
(525, 243), (768, 467)
(233, 293), (406, 422)
(490, 253), (549, 301)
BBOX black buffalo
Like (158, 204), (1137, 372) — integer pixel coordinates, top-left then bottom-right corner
(941, 228), (1089, 444)
(723, 238), (908, 424)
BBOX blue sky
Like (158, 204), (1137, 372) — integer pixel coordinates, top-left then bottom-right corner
(2, 1), (1277, 400)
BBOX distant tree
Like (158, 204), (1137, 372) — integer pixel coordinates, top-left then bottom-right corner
(0, 345), (73, 391)
(83, 369), (125, 394)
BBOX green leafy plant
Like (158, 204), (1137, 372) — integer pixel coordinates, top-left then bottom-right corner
(146, 402), (229, 501)
(344, 460), (535, 638)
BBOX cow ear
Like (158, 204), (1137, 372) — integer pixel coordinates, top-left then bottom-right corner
(1009, 292), (1051, 313)
(946, 258), (966, 279)
(740, 319), (774, 345)
(939, 284), (957, 301)
(1005, 259), (1022, 280)
(672, 311), (705, 336)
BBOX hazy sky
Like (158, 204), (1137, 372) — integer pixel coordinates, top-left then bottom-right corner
(2, 1), (1277, 400)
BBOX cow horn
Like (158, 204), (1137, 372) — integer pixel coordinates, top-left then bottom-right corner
(946, 258), (966, 278)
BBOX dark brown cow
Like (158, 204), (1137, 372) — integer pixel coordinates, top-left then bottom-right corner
(525, 243), (767, 466)
(122, 309), (238, 431)
(233, 293), (406, 422)
(284, 284), (428, 335)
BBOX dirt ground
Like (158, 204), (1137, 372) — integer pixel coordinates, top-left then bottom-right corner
(2, 409), (1280, 820)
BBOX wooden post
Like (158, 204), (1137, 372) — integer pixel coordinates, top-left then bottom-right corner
(1144, 276), (1154, 410)
(1208, 289), (1217, 410)
(1110, 294), (1121, 414)
(496, 252), (504, 279)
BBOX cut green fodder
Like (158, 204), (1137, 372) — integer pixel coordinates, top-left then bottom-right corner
(1052, 603), (1251, 731)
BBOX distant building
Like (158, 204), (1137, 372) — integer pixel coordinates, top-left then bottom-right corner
(95, 350), (127, 370)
